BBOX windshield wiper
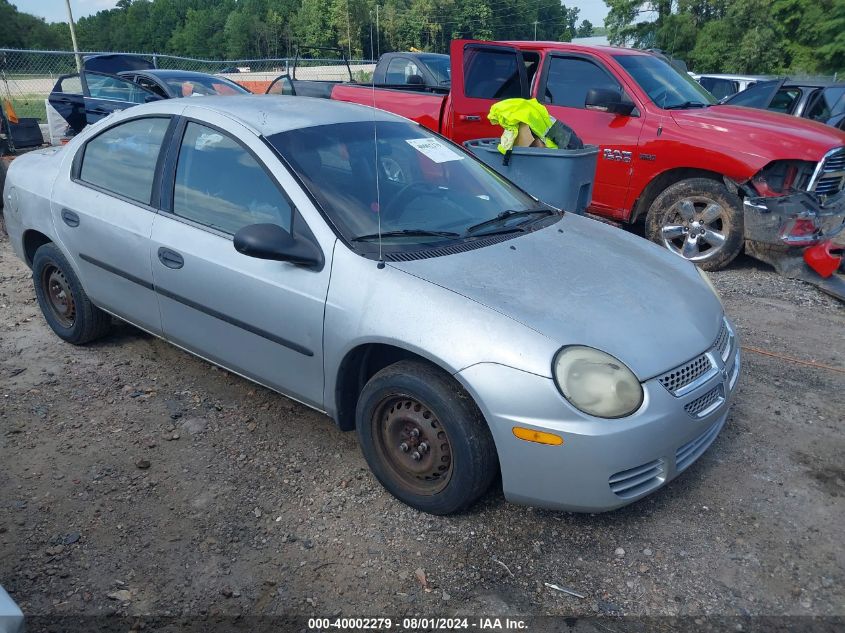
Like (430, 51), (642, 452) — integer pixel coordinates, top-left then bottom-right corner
(464, 209), (556, 235)
(663, 101), (709, 110)
(351, 229), (460, 242)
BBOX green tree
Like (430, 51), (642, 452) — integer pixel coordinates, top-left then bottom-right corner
(576, 19), (594, 38)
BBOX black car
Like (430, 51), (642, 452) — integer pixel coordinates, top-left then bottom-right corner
(724, 79), (845, 130)
(117, 69), (251, 99)
(48, 70), (162, 135)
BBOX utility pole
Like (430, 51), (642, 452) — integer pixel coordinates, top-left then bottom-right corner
(376, 4), (380, 59)
(370, 14), (374, 62)
(533, 20), (539, 41)
(64, 0), (88, 98)
(64, 0), (82, 73)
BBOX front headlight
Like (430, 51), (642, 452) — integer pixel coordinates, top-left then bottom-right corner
(553, 346), (643, 418)
(697, 266), (721, 300)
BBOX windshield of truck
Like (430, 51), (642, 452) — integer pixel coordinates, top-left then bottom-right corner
(268, 121), (547, 252)
(419, 55), (451, 84)
(614, 54), (716, 109)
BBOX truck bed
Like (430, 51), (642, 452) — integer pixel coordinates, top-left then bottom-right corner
(330, 84), (447, 134)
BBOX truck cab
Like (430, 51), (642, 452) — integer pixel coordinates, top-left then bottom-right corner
(441, 40), (845, 270)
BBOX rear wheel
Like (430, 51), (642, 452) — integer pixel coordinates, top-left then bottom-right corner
(645, 177), (744, 271)
(356, 360), (498, 515)
(32, 243), (111, 344)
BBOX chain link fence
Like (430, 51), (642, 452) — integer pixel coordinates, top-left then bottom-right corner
(0, 48), (375, 123)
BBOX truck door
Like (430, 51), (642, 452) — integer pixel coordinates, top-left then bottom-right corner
(537, 53), (645, 219)
(447, 40), (531, 144)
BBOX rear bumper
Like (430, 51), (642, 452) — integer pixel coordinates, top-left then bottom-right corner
(458, 340), (740, 512)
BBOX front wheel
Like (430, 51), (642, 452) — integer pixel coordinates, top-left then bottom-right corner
(356, 360), (499, 515)
(645, 177), (744, 271)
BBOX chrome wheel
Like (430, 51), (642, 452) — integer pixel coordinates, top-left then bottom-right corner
(372, 395), (453, 496)
(660, 196), (728, 263)
(41, 265), (76, 328)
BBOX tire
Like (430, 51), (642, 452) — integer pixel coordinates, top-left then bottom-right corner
(356, 360), (499, 515)
(32, 242), (111, 344)
(645, 177), (744, 271)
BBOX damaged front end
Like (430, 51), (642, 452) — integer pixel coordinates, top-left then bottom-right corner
(744, 190), (845, 301)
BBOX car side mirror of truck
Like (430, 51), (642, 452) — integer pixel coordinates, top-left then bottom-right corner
(234, 223), (323, 269)
(585, 88), (636, 116)
(406, 74), (425, 85)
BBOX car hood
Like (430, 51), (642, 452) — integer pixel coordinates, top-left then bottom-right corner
(389, 214), (723, 380)
(670, 105), (845, 162)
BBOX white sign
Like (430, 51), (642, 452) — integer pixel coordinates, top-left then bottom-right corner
(405, 138), (464, 163)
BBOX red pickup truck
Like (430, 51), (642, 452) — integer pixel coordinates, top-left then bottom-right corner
(330, 40), (845, 270)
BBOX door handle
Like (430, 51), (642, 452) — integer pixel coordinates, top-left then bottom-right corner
(459, 115), (481, 121)
(157, 247), (184, 269)
(61, 209), (80, 227)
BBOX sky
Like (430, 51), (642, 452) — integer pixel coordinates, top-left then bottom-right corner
(17, 0), (610, 26)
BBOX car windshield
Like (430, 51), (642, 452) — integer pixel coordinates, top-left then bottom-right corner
(267, 121), (544, 251)
(419, 55), (451, 84)
(614, 54), (716, 109)
(163, 75), (249, 97)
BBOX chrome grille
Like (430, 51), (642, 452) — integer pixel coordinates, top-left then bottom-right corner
(658, 317), (734, 396)
(684, 385), (724, 417)
(676, 419), (724, 472)
(811, 148), (845, 197)
(658, 354), (711, 394)
(609, 459), (665, 499)
(714, 321), (730, 361)
(823, 149), (845, 172)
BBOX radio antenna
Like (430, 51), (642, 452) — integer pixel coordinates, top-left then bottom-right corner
(371, 54), (384, 268)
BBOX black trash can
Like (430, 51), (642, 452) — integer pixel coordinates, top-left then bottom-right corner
(464, 138), (598, 215)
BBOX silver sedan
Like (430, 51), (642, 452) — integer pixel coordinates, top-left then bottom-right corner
(2, 96), (740, 514)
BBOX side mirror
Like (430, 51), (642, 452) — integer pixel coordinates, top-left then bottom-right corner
(585, 88), (635, 116)
(144, 94), (162, 103)
(406, 74), (424, 85)
(234, 223), (323, 269)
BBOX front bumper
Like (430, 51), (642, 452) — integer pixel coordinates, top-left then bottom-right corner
(744, 190), (845, 246)
(458, 328), (741, 512)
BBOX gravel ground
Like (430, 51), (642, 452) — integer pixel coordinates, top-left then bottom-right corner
(1, 222), (843, 625)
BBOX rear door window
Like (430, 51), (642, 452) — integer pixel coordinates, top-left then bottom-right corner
(464, 48), (523, 99)
(172, 122), (293, 235)
(84, 72), (153, 103)
(79, 117), (170, 204)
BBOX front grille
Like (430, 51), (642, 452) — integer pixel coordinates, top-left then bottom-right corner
(658, 317), (734, 396)
(676, 419), (724, 472)
(811, 148), (845, 197)
(658, 354), (711, 394)
(609, 458), (665, 499)
(814, 175), (844, 196)
(684, 385), (724, 417)
(823, 149), (845, 172)
(714, 321), (731, 361)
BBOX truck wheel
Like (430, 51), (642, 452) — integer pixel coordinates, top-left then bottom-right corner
(356, 360), (498, 515)
(32, 243), (111, 344)
(645, 178), (744, 271)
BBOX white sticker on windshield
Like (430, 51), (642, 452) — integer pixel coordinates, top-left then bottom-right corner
(405, 138), (464, 163)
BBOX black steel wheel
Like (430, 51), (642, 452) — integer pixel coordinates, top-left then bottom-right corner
(32, 243), (111, 344)
(356, 360), (498, 514)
